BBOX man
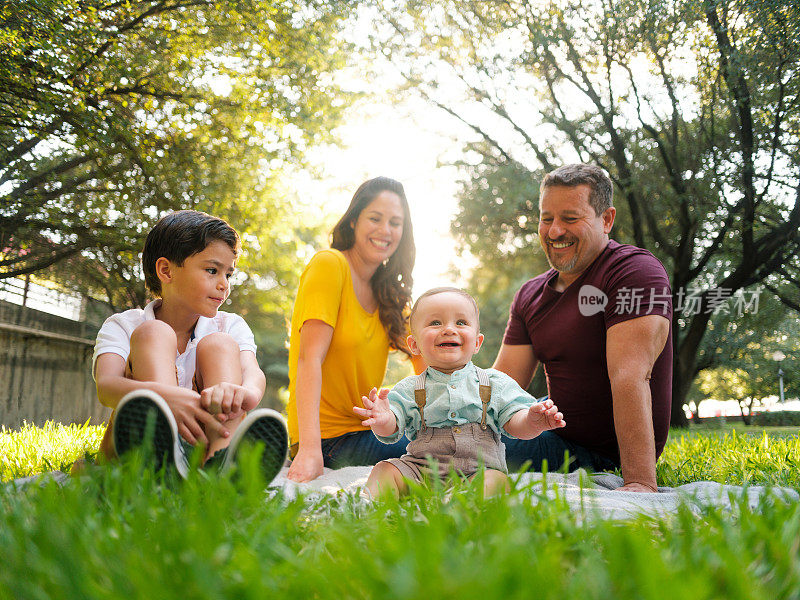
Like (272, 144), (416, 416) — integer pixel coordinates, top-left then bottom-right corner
(494, 164), (672, 492)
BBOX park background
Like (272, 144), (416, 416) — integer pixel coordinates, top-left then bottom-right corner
(2, 0), (799, 431)
(4, 3), (800, 599)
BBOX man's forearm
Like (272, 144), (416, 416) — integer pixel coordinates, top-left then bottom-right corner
(611, 376), (657, 491)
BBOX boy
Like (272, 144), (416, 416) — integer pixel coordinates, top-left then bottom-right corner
(354, 287), (566, 498)
(93, 210), (288, 481)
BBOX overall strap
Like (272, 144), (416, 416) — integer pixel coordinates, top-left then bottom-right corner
(475, 367), (492, 430)
(414, 371), (427, 430)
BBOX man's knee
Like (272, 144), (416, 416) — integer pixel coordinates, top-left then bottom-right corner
(130, 320), (177, 347)
(196, 332), (238, 358)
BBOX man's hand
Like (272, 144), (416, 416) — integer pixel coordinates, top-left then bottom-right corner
(160, 386), (230, 446)
(200, 382), (260, 422)
(525, 399), (566, 436)
(353, 387), (398, 438)
(286, 446), (325, 482)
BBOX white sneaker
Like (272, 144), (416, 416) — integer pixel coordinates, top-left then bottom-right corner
(217, 409), (288, 484)
(112, 389), (190, 479)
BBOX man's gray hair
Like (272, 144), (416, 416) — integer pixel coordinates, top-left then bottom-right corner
(541, 163), (613, 215)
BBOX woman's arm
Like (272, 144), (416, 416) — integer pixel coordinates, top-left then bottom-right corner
(285, 319), (334, 483)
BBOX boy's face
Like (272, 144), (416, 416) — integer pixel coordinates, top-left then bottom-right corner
(408, 292), (484, 374)
(157, 240), (236, 318)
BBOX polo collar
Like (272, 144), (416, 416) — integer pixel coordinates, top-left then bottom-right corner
(425, 361), (475, 383)
(144, 298), (213, 343)
(143, 299), (160, 320)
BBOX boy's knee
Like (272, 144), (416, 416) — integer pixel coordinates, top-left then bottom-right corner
(131, 320), (177, 346)
(196, 332), (239, 358)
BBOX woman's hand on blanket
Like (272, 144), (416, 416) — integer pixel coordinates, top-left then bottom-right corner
(353, 387), (398, 437)
(287, 447), (324, 482)
(525, 399), (566, 435)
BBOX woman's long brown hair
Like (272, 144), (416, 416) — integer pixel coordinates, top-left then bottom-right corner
(331, 176), (415, 356)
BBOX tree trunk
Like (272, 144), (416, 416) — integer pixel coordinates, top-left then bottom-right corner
(738, 400), (752, 426)
(671, 357), (691, 428)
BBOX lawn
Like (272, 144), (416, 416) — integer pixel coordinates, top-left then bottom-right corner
(1, 422), (799, 599)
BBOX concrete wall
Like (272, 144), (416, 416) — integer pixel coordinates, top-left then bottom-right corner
(0, 300), (111, 428)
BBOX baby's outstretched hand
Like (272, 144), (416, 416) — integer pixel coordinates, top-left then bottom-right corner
(526, 399), (566, 434)
(353, 387), (398, 438)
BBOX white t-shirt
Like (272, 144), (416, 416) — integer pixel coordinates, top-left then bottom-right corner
(92, 299), (257, 389)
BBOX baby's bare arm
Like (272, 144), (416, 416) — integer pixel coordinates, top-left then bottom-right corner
(503, 399), (566, 440)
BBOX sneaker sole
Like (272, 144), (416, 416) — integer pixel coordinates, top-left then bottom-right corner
(112, 389), (188, 479)
(220, 409), (288, 484)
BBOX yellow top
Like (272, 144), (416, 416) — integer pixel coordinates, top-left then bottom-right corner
(287, 249), (390, 444)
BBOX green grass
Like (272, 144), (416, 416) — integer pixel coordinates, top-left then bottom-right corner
(1, 423), (799, 599)
(658, 427), (800, 488)
(1, 421), (105, 481)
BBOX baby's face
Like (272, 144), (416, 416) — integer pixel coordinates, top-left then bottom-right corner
(408, 292), (484, 374)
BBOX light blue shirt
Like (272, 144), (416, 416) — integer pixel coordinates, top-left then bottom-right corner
(378, 361), (535, 443)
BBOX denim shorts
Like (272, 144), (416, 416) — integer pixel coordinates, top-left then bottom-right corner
(289, 430), (409, 469)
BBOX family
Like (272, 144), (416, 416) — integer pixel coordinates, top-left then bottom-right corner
(92, 163), (673, 495)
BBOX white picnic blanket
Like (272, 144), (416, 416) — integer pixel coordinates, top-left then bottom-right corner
(272, 466), (799, 520)
(10, 467), (797, 520)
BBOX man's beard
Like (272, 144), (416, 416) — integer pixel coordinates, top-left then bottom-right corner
(544, 242), (580, 273)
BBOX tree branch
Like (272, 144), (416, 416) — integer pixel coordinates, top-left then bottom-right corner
(704, 1), (757, 264)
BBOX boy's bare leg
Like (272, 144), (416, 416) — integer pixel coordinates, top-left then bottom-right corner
(473, 469), (510, 498)
(195, 332), (245, 460)
(128, 320), (182, 384)
(365, 461), (408, 499)
(98, 321), (180, 460)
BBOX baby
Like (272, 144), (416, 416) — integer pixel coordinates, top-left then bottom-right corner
(355, 287), (566, 498)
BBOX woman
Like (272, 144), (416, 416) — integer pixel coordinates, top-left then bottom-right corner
(286, 177), (417, 482)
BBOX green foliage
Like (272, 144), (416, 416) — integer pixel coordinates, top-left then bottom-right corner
(448, 157), (551, 372)
(1, 0), (351, 309)
(752, 412), (800, 427)
(0, 421), (105, 481)
(2, 428), (800, 599)
(371, 0), (800, 423)
(2, 0), (353, 384)
(693, 301), (799, 419)
(658, 428), (800, 488)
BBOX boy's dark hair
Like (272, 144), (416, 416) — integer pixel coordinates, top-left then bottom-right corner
(409, 287), (480, 332)
(142, 210), (240, 295)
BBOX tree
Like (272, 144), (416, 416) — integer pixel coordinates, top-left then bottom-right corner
(694, 298), (800, 423)
(1, 0), (351, 308)
(371, 0), (800, 425)
(1, 0), (354, 406)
